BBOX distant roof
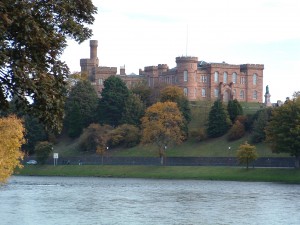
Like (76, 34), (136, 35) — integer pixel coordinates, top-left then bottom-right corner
(197, 60), (208, 68)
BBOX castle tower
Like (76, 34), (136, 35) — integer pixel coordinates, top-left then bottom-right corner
(89, 40), (99, 67)
(80, 40), (99, 73)
(176, 56), (198, 100)
(264, 85), (272, 106)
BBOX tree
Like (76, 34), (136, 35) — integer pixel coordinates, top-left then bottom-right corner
(131, 81), (152, 107)
(227, 99), (243, 123)
(160, 86), (191, 123)
(237, 142), (258, 169)
(98, 76), (130, 126)
(78, 123), (113, 152)
(64, 80), (98, 137)
(250, 108), (272, 143)
(121, 93), (145, 126)
(34, 141), (53, 165)
(0, 115), (25, 183)
(227, 120), (245, 141)
(265, 98), (300, 168)
(207, 100), (231, 138)
(0, 1), (97, 132)
(141, 102), (185, 165)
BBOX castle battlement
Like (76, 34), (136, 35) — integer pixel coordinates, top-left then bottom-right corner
(96, 66), (117, 74)
(144, 66), (158, 72)
(176, 56), (198, 63)
(240, 64), (264, 70)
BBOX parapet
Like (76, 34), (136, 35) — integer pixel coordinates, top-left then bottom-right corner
(158, 64), (169, 70)
(240, 64), (264, 70)
(144, 66), (158, 72)
(176, 56), (198, 63)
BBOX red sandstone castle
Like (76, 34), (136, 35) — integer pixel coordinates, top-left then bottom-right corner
(80, 40), (264, 103)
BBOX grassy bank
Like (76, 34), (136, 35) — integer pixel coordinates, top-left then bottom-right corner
(16, 165), (300, 184)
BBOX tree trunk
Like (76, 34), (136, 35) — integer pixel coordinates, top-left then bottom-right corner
(160, 155), (164, 165)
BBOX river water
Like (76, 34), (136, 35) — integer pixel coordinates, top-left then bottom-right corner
(0, 176), (299, 225)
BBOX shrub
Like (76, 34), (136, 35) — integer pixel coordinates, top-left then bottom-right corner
(190, 127), (207, 142)
(109, 124), (140, 148)
(78, 124), (113, 152)
(227, 120), (245, 141)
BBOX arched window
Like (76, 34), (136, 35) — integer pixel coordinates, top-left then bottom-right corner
(223, 72), (228, 83)
(232, 72), (237, 83)
(184, 70), (188, 82)
(253, 74), (257, 85)
(183, 87), (188, 96)
(214, 71), (219, 83)
(240, 90), (245, 99)
(253, 90), (257, 99)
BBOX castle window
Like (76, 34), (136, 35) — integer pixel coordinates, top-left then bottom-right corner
(214, 88), (219, 97)
(99, 78), (103, 85)
(183, 87), (188, 96)
(253, 90), (257, 99)
(184, 70), (188, 82)
(232, 72), (237, 83)
(214, 72), (219, 83)
(194, 88), (197, 97)
(223, 72), (228, 83)
(202, 88), (206, 97)
(201, 75), (207, 83)
(240, 77), (246, 84)
(233, 89), (236, 97)
(253, 74), (257, 85)
(240, 90), (245, 99)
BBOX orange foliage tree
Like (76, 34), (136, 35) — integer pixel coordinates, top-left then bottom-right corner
(0, 115), (25, 183)
(141, 101), (185, 165)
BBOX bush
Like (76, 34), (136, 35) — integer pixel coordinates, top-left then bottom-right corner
(35, 141), (53, 165)
(190, 127), (207, 142)
(109, 124), (140, 148)
(78, 124), (113, 152)
(227, 120), (245, 141)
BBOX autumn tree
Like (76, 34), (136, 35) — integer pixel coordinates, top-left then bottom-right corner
(64, 80), (98, 138)
(98, 76), (129, 126)
(237, 142), (258, 169)
(207, 100), (231, 138)
(0, 115), (25, 183)
(0, 1), (97, 132)
(227, 120), (245, 141)
(141, 102), (185, 165)
(160, 86), (191, 123)
(265, 97), (300, 168)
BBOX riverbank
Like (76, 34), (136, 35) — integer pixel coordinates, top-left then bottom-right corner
(16, 165), (300, 183)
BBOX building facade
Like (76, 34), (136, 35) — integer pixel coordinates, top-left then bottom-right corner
(80, 40), (264, 103)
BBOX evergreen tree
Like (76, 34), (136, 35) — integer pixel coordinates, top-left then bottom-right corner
(64, 80), (98, 138)
(207, 100), (231, 138)
(227, 99), (243, 123)
(250, 108), (272, 143)
(121, 93), (145, 126)
(98, 76), (130, 126)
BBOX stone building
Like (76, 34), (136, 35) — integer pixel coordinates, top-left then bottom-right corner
(80, 40), (264, 103)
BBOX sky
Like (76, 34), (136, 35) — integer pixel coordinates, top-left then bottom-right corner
(61, 0), (300, 102)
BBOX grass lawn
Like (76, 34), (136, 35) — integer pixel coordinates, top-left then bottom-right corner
(17, 165), (300, 184)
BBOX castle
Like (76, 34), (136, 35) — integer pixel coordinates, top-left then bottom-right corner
(80, 40), (264, 103)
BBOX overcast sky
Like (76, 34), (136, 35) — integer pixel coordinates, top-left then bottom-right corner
(61, 0), (300, 102)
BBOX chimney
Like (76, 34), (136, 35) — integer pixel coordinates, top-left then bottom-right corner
(120, 65), (126, 75)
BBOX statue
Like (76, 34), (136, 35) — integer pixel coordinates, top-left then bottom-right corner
(266, 85), (269, 94)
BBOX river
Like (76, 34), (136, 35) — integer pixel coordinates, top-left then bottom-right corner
(0, 176), (299, 225)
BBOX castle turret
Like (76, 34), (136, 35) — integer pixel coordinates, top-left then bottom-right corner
(80, 40), (99, 73)
(176, 56), (198, 99)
